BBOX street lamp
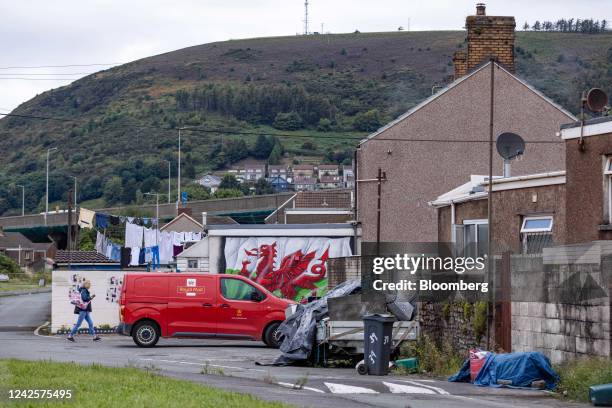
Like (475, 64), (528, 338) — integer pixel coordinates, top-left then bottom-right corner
(45, 147), (58, 225)
(177, 126), (195, 210)
(69, 176), (77, 208)
(163, 160), (171, 204)
(16, 184), (25, 216)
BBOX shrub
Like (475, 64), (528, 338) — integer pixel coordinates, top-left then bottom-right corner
(401, 334), (464, 377)
(353, 109), (382, 132)
(0, 254), (20, 277)
(273, 112), (303, 130)
(556, 357), (612, 402)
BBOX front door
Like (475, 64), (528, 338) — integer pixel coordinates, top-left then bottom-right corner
(167, 275), (217, 337)
(217, 277), (266, 340)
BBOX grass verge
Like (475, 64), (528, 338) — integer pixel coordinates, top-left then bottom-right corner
(0, 359), (289, 407)
(555, 357), (612, 403)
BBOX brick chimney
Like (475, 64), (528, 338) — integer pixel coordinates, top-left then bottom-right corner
(452, 3), (516, 79)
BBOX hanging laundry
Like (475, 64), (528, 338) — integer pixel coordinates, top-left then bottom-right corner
(110, 244), (121, 262)
(139, 248), (145, 265)
(159, 231), (174, 264)
(105, 243), (113, 259)
(95, 231), (106, 254)
(144, 228), (158, 247)
(78, 208), (95, 229)
(151, 246), (160, 270)
(127, 217), (134, 223)
(96, 213), (109, 229)
(173, 245), (183, 257)
(119, 216), (127, 223)
(193, 232), (202, 241)
(120, 247), (131, 268)
(130, 247), (141, 266)
(125, 222), (144, 248)
(110, 215), (120, 226)
(145, 247), (153, 263)
(172, 231), (183, 246)
(142, 218), (151, 227)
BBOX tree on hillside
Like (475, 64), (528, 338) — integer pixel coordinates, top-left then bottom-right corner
(273, 112), (303, 130)
(252, 135), (274, 159)
(533, 21), (541, 31)
(353, 109), (382, 132)
(255, 178), (274, 195)
(219, 175), (241, 190)
(214, 188), (244, 199)
(523, 22), (530, 30)
(103, 176), (123, 205)
(182, 184), (211, 201)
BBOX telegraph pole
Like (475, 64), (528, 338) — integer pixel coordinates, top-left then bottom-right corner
(164, 160), (171, 204)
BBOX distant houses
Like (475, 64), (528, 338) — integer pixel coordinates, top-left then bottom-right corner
(196, 162), (353, 193)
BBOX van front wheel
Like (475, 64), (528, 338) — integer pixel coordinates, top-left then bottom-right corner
(132, 321), (160, 347)
(263, 322), (284, 348)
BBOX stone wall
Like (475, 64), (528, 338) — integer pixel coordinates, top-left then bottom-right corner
(419, 300), (488, 354)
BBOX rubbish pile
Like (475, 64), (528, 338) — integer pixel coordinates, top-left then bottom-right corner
(449, 349), (559, 390)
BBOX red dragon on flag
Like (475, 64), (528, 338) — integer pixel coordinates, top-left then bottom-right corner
(239, 242), (329, 299)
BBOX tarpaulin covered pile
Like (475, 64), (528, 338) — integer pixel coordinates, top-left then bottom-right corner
(449, 351), (559, 390)
(272, 280), (361, 365)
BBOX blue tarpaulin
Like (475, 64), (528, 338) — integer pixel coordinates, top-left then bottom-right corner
(449, 352), (559, 390)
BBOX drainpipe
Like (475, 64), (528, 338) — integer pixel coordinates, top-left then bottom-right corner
(450, 202), (456, 243)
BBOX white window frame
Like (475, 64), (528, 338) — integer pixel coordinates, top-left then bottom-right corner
(605, 157), (612, 223)
(462, 219), (488, 257)
(520, 216), (553, 233)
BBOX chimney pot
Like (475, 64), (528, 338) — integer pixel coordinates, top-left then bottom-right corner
(476, 3), (486, 15)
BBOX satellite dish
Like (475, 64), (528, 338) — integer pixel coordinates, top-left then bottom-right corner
(496, 132), (525, 160)
(586, 88), (608, 112)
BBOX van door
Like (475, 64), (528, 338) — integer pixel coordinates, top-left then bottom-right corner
(217, 277), (267, 340)
(166, 275), (217, 337)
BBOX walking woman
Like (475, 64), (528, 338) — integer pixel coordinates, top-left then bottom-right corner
(67, 280), (101, 342)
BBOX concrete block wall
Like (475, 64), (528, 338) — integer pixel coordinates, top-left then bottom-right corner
(511, 301), (610, 364)
(510, 244), (611, 364)
(327, 256), (361, 288)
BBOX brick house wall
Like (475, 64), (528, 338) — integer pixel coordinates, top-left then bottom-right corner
(564, 131), (612, 243)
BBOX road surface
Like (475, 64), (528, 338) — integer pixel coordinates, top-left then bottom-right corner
(0, 331), (588, 408)
(0, 291), (50, 331)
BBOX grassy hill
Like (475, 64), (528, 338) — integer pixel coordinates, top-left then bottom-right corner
(0, 30), (610, 215)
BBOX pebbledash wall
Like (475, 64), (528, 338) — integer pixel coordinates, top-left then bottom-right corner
(52, 270), (126, 333)
(510, 242), (611, 363)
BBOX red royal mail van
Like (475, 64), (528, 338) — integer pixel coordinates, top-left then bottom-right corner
(116, 273), (295, 348)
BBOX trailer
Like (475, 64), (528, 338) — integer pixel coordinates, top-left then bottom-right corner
(310, 317), (419, 365)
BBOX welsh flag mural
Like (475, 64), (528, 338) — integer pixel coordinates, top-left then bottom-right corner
(224, 237), (352, 302)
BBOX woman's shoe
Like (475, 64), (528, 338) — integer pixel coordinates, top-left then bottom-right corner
(67, 336), (75, 342)
(93, 336), (102, 342)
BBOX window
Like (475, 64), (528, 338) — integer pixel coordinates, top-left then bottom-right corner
(187, 259), (198, 269)
(220, 278), (265, 302)
(521, 216), (553, 254)
(454, 219), (488, 258)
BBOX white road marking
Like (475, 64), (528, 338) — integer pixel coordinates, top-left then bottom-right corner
(396, 379), (450, 395)
(276, 382), (325, 393)
(139, 358), (265, 372)
(383, 381), (437, 394)
(324, 382), (379, 394)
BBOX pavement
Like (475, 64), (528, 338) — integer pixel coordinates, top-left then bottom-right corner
(0, 291), (50, 331)
(0, 292), (589, 407)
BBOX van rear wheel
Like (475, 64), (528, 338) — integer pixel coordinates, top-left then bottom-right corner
(132, 321), (159, 347)
(264, 322), (284, 348)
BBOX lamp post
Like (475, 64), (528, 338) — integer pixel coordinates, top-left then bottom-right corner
(69, 176), (77, 208)
(177, 126), (195, 210)
(16, 184), (25, 216)
(45, 147), (58, 225)
(163, 160), (171, 204)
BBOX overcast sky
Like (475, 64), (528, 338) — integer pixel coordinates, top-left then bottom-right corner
(1, 0), (609, 112)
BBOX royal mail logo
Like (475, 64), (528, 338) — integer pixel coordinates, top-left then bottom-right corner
(187, 278), (196, 287)
(177, 286), (205, 294)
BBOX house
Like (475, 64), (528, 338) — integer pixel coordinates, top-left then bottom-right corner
(317, 164), (340, 179)
(431, 116), (612, 254)
(196, 174), (222, 193)
(160, 212), (203, 234)
(292, 164), (315, 178)
(267, 164), (289, 179)
(293, 176), (317, 191)
(0, 230), (55, 268)
(318, 175), (343, 189)
(267, 175), (291, 193)
(343, 165), (355, 189)
(176, 237), (209, 272)
(244, 164), (266, 182)
(356, 4), (575, 243)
